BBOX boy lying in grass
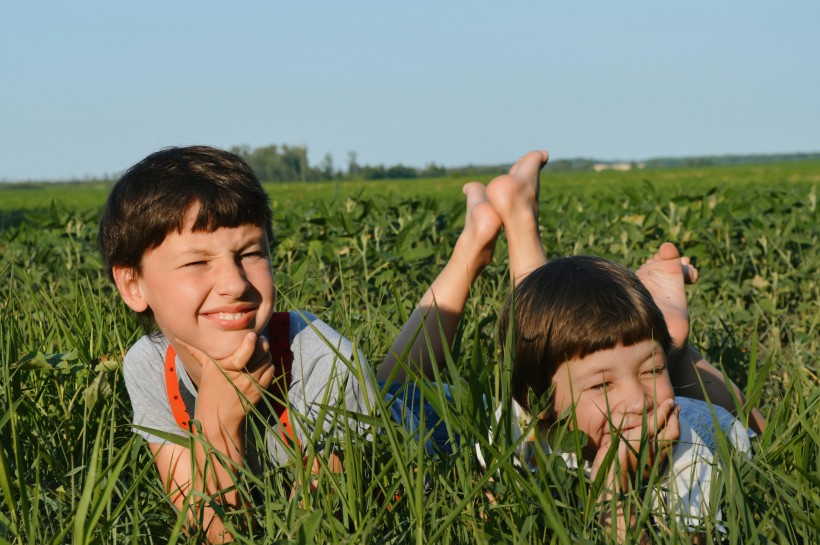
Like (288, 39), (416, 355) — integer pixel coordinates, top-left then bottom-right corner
(97, 145), (501, 542)
(497, 253), (752, 540)
(478, 151), (760, 540)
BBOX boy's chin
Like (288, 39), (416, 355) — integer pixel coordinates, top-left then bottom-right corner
(198, 329), (259, 360)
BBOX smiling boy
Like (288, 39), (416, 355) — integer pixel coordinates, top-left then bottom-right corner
(476, 151), (759, 540)
(499, 255), (752, 540)
(98, 145), (504, 542)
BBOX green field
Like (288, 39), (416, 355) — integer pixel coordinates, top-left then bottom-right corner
(1, 161), (818, 543)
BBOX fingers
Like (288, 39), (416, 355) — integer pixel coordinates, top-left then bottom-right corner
(657, 242), (681, 260)
(652, 397), (677, 434)
(176, 333), (272, 374)
(660, 403), (680, 443)
(215, 332), (262, 372)
(622, 398), (678, 440)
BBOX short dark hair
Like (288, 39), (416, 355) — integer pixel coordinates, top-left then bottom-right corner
(98, 146), (273, 327)
(498, 255), (671, 416)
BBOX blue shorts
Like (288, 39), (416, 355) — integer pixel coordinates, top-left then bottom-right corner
(381, 381), (456, 455)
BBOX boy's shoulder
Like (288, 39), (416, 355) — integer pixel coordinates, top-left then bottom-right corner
(286, 310), (356, 358)
(123, 333), (170, 370)
(675, 397), (754, 455)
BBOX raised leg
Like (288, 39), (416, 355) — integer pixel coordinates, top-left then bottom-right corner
(637, 242), (765, 433)
(377, 182), (502, 382)
(486, 150), (549, 285)
(635, 242), (698, 362)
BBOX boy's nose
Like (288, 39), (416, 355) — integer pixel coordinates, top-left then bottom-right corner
(621, 385), (655, 416)
(215, 261), (249, 295)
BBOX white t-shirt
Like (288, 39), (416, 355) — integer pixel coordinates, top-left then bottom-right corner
(476, 397), (753, 528)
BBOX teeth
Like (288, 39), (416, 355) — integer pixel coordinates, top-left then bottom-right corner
(215, 312), (245, 321)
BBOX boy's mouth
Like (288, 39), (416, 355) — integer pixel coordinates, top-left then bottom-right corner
(215, 312), (248, 321)
(202, 307), (257, 330)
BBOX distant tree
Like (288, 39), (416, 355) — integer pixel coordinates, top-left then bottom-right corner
(361, 165), (387, 180)
(319, 153), (335, 180)
(347, 151), (360, 178)
(421, 162), (446, 178)
(229, 144), (252, 157)
(279, 145), (309, 182)
(385, 164), (417, 179)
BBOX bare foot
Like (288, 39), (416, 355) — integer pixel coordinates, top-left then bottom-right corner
(459, 182), (503, 281)
(636, 242), (699, 361)
(486, 150), (548, 227)
(485, 150), (550, 284)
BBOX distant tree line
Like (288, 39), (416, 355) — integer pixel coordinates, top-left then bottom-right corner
(643, 152), (820, 169)
(7, 146), (818, 185)
(228, 144), (448, 183)
(228, 144), (820, 184)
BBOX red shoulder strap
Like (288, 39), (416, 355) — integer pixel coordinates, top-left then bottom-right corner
(266, 312), (295, 442)
(164, 312), (296, 445)
(164, 347), (190, 430)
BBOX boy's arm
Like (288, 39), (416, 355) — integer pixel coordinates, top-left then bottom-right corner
(669, 345), (765, 434)
(152, 333), (275, 543)
(149, 442), (233, 542)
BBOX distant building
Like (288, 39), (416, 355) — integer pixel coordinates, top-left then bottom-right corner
(593, 162), (645, 172)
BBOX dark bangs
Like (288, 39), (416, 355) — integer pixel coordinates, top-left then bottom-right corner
(501, 256), (671, 414)
(99, 146), (273, 278)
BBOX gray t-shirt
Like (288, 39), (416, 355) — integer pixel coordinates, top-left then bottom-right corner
(122, 310), (378, 466)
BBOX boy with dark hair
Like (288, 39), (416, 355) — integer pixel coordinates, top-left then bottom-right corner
(498, 254), (752, 539)
(479, 152), (759, 539)
(99, 145), (503, 542)
(484, 150), (763, 434)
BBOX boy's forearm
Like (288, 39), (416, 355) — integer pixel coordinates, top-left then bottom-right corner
(152, 439), (239, 544)
(598, 498), (647, 544)
(193, 399), (247, 505)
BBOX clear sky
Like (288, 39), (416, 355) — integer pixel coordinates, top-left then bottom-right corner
(2, 1), (818, 181)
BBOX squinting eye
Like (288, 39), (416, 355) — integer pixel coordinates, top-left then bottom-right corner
(642, 366), (666, 377)
(184, 261), (206, 268)
(590, 382), (609, 392)
(241, 251), (267, 260)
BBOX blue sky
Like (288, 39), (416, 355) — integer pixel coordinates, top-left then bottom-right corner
(2, 1), (818, 180)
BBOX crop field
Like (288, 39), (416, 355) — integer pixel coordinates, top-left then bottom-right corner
(1, 161), (818, 543)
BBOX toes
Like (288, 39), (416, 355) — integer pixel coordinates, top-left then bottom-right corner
(682, 262), (699, 285)
(657, 242), (681, 260)
(463, 181), (489, 206)
(509, 150), (549, 176)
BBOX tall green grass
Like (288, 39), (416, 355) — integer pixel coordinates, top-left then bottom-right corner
(0, 163), (817, 543)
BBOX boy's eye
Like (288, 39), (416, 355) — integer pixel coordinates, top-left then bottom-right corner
(241, 251), (268, 260)
(642, 365), (666, 377)
(589, 382), (610, 392)
(183, 260), (207, 268)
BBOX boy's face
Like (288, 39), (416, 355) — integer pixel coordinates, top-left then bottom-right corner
(115, 206), (275, 368)
(551, 339), (674, 461)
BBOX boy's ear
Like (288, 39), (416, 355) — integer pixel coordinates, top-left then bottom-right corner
(111, 266), (149, 312)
